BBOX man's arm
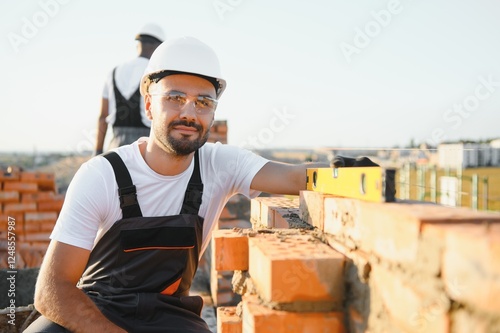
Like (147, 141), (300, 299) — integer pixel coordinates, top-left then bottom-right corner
(34, 240), (126, 333)
(95, 98), (109, 155)
(250, 161), (329, 195)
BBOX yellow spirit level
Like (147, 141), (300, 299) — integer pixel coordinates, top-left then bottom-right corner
(306, 167), (396, 202)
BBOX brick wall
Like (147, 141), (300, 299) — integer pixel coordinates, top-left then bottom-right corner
(213, 194), (500, 333)
(0, 167), (64, 269)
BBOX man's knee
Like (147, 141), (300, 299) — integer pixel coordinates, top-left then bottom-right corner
(23, 315), (71, 333)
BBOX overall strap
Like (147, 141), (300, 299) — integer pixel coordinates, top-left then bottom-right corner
(180, 150), (203, 215)
(102, 152), (143, 218)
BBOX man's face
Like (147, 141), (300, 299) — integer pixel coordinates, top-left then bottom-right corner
(145, 74), (217, 156)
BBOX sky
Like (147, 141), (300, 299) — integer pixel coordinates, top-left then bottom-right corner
(1, 0), (500, 153)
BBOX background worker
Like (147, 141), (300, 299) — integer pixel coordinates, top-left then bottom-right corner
(94, 23), (165, 155)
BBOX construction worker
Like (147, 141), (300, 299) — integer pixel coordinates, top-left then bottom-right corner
(25, 36), (331, 333)
(94, 23), (165, 155)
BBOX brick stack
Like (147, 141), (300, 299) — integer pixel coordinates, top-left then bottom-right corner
(208, 120), (228, 144)
(213, 194), (500, 332)
(209, 195), (253, 307)
(0, 167), (64, 269)
(298, 192), (500, 332)
(212, 197), (348, 333)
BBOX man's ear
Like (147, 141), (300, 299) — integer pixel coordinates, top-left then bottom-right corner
(145, 95), (153, 120)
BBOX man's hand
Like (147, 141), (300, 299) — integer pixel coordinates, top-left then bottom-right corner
(330, 155), (379, 167)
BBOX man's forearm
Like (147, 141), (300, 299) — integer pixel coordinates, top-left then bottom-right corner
(35, 282), (126, 333)
(95, 117), (108, 153)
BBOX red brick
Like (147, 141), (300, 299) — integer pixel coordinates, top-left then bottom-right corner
(0, 213), (24, 232)
(0, 191), (20, 203)
(21, 191), (56, 203)
(21, 232), (52, 243)
(219, 207), (237, 220)
(24, 212), (57, 235)
(218, 219), (251, 230)
(322, 195), (500, 265)
(248, 233), (345, 304)
(37, 198), (64, 212)
(371, 265), (450, 333)
(208, 133), (227, 144)
(451, 309), (490, 333)
(0, 214), (19, 236)
(3, 202), (37, 214)
(3, 182), (38, 193)
(20, 171), (56, 190)
(213, 121), (228, 134)
(0, 170), (20, 182)
(18, 243), (48, 268)
(442, 224), (500, 315)
(251, 197), (299, 228)
(212, 229), (249, 271)
(217, 307), (242, 333)
(325, 198), (423, 261)
(25, 212), (58, 221)
(250, 199), (261, 225)
(241, 294), (346, 333)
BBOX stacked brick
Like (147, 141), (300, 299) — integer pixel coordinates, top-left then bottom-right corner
(0, 167), (64, 269)
(212, 197), (348, 333)
(298, 191), (500, 333)
(209, 194), (253, 307)
(208, 120), (228, 144)
(213, 194), (500, 333)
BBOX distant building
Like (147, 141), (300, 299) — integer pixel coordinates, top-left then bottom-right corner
(438, 140), (500, 168)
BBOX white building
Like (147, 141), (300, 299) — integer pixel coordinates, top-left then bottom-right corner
(438, 141), (500, 169)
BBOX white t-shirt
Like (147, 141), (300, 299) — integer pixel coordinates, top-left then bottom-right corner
(51, 140), (268, 256)
(102, 57), (151, 127)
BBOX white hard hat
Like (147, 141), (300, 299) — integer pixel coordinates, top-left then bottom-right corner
(135, 23), (165, 43)
(140, 36), (226, 98)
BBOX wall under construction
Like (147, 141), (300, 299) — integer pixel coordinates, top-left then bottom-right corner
(213, 194), (500, 333)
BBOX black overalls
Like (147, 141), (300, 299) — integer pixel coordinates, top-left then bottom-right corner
(112, 67), (147, 129)
(109, 68), (150, 149)
(79, 151), (211, 332)
(25, 151), (211, 333)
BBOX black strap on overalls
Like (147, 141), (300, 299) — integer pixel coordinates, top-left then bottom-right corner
(102, 150), (203, 218)
(112, 68), (148, 128)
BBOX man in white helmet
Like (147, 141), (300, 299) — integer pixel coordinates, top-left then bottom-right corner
(94, 23), (165, 155)
(26, 37), (331, 332)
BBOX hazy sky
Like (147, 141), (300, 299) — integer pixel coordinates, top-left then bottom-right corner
(1, 0), (500, 153)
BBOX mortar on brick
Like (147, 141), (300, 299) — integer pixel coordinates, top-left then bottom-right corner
(370, 264), (451, 333)
(443, 223), (500, 316)
(451, 308), (500, 333)
(232, 270), (253, 296)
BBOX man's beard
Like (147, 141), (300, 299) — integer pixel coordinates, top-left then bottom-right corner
(160, 120), (210, 156)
